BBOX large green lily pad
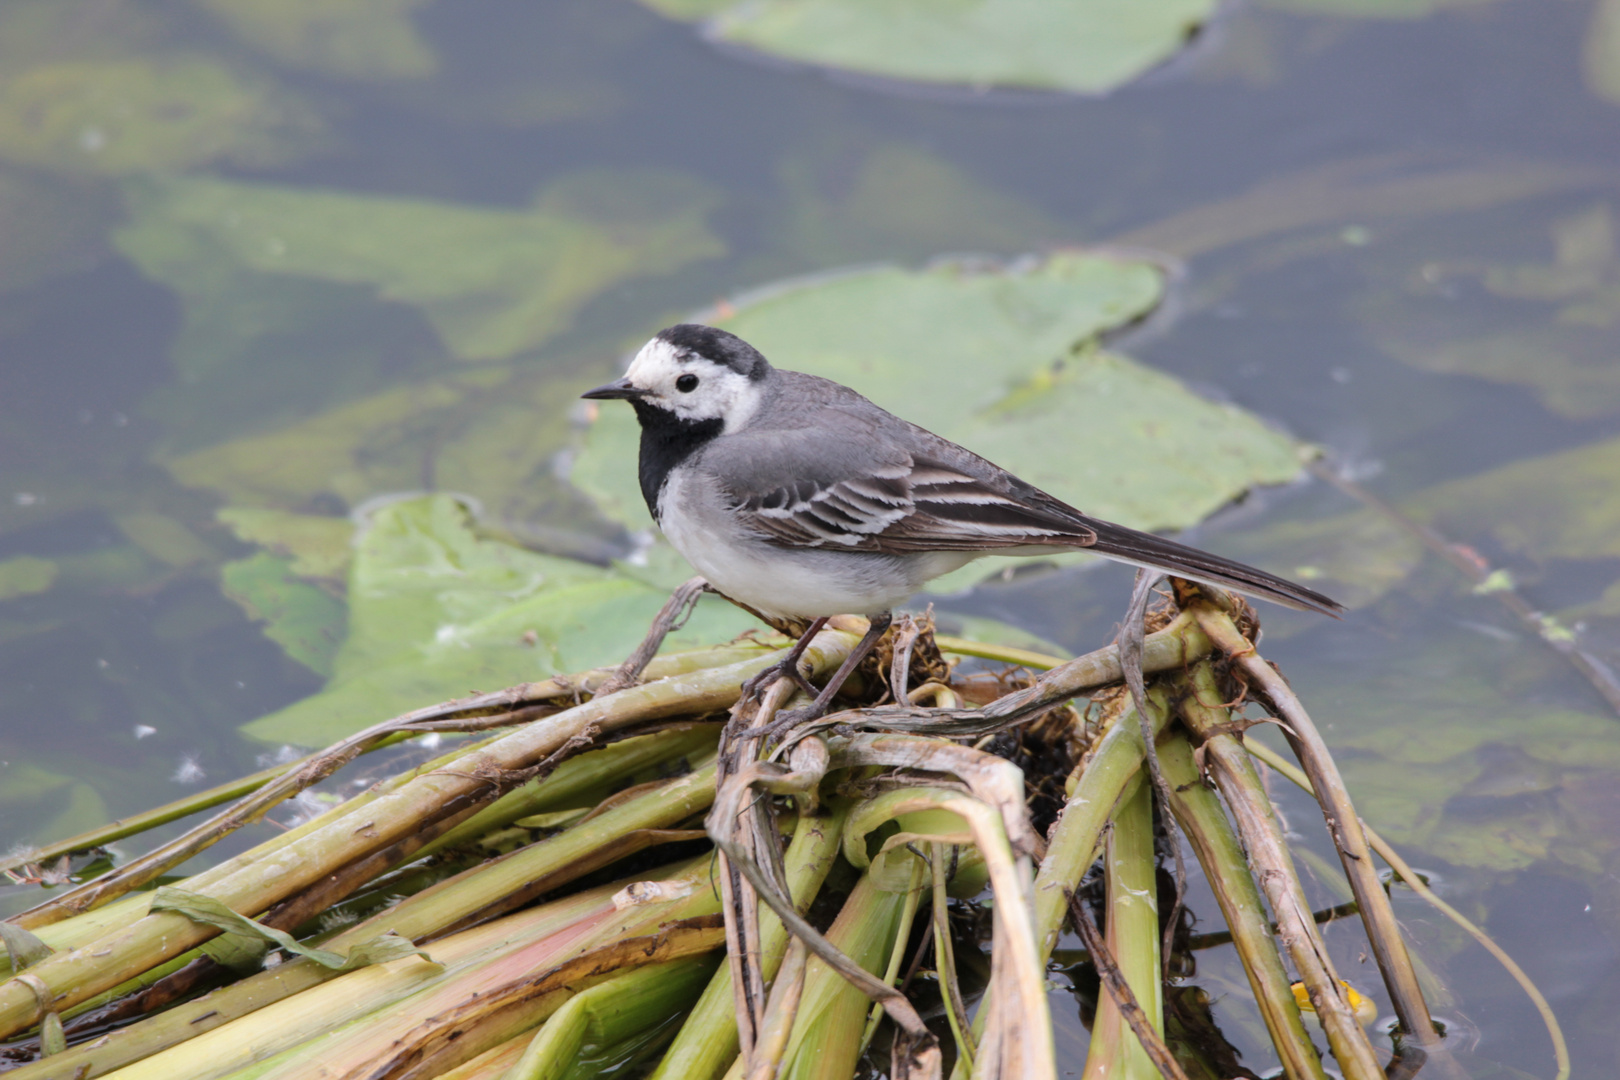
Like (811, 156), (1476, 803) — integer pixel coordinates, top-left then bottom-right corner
(0, 57), (318, 176)
(241, 495), (756, 744)
(163, 363), (616, 560)
(641, 0), (1216, 95)
(192, 0), (438, 81)
(220, 553), (346, 676)
(570, 252), (1307, 594)
(116, 170), (724, 362)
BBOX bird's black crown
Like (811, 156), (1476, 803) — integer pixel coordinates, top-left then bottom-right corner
(657, 324), (772, 382)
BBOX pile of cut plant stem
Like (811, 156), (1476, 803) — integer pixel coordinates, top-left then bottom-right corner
(0, 581), (1468, 1080)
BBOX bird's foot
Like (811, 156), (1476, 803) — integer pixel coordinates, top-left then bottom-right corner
(760, 700), (830, 737)
(740, 655), (819, 703)
(739, 616), (828, 705)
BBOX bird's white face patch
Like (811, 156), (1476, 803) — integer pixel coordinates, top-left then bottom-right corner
(623, 337), (764, 432)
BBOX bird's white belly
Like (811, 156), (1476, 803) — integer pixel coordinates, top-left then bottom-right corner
(657, 473), (975, 620)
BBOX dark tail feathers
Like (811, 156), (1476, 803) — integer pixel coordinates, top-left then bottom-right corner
(1083, 518), (1343, 616)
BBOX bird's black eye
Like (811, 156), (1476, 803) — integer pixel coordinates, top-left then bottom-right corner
(676, 374), (699, 393)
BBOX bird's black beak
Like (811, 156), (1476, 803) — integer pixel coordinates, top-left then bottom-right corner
(581, 377), (647, 401)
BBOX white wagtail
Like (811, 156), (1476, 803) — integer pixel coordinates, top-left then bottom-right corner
(584, 324), (1341, 717)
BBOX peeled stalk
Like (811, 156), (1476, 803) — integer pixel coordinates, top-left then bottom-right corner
(1193, 603), (1438, 1048)
(1175, 659), (1383, 1080)
(502, 957), (719, 1080)
(1156, 732), (1327, 1080)
(1080, 778), (1161, 1080)
(649, 801), (850, 1080)
(0, 635), (852, 1040)
(777, 872), (909, 1080)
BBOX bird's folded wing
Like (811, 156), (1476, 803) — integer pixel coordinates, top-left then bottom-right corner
(729, 454), (1095, 553)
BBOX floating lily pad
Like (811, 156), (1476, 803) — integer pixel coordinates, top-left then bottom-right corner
(218, 508), (354, 581)
(220, 553), (345, 676)
(0, 57), (318, 176)
(114, 513), (216, 569)
(1413, 432), (1620, 563)
(241, 496), (756, 744)
(193, 0), (437, 81)
(0, 761), (108, 852)
(116, 170), (724, 362)
(570, 252), (1306, 594)
(643, 0), (1216, 95)
(164, 364), (617, 563)
(0, 557), (57, 602)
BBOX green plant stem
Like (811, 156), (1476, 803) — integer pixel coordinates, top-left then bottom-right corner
(502, 957), (719, 1080)
(858, 857), (925, 1057)
(1245, 740), (1571, 1080)
(8, 765), (720, 1080)
(950, 690), (1175, 1080)
(1193, 603), (1438, 1049)
(1175, 660), (1383, 1080)
(413, 723), (721, 861)
(1156, 733), (1327, 1080)
(0, 637), (852, 1041)
(649, 803), (851, 1080)
(1081, 778), (1161, 1080)
(931, 842), (975, 1071)
(777, 872), (910, 1080)
(932, 636), (1067, 671)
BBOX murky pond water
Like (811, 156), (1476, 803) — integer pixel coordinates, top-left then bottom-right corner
(3, 0), (1620, 1075)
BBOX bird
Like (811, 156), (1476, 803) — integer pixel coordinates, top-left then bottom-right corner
(583, 323), (1341, 719)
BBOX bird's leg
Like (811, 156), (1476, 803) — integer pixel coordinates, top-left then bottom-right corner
(740, 617), (827, 702)
(770, 611), (893, 728)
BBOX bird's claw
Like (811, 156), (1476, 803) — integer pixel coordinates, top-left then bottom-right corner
(740, 658), (817, 703)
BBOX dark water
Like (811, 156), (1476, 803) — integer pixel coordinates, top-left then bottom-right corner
(4, 1), (1620, 1075)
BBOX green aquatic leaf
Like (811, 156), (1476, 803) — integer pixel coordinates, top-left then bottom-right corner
(220, 553), (346, 676)
(0, 762), (109, 850)
(150, 886), (433, 970)
(571, 252), (1305, 592)
(646, 0), (1216, 95)
(218, 509), (354, 581)
(1227, 431), (1620, 611)
(1219, 506), (1425, 612)
(241, 495), (755, 744)
(114, 513), (216, 569)
(0, 57), (319, 176)
(116, 171), (723, 361)
(192, 0), (437, 81)
(163, 364), (618, 564)
(0, 556), (58, 602)
(1413, 432), (1620, 563)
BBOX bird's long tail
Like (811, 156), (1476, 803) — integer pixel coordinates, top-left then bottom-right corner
(1081, 517), (1343, 616)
